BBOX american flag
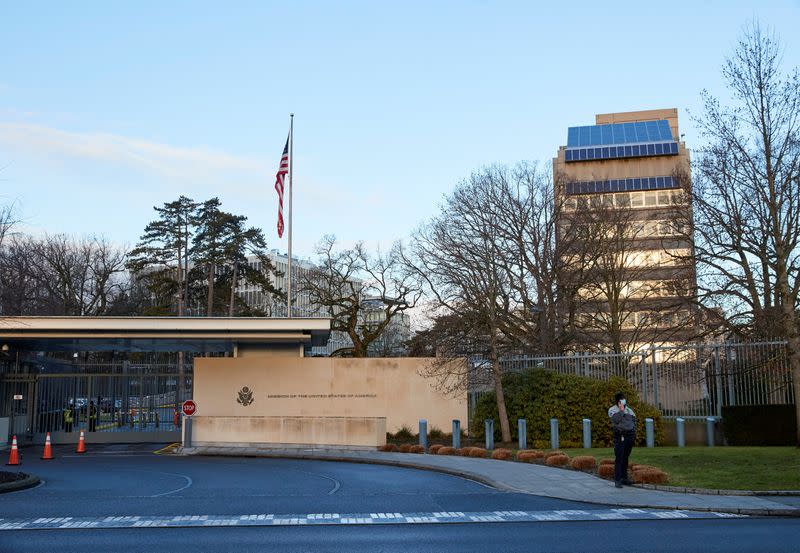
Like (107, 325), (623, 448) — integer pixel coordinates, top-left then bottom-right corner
(274, 135), (289, 238)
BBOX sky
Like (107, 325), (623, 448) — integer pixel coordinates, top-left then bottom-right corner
(1, 0), (799, 261)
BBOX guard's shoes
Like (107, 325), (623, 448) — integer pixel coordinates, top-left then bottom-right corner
(622, 479), (633, 486)
(615, 481), (623, 488)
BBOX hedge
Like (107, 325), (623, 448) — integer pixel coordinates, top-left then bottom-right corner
(721, 404), (797, 445)
(472, 368), (664, 447)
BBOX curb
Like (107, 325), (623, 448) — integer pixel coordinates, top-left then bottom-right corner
(178, 449), (800, 518)
(0, 473), (41, 494)
(635, 483), (800, 497)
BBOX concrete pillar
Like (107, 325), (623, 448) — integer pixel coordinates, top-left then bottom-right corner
(645, 418), (655, 448)
(706, 417), (715, 447)
(550, 418), (559, 450)
(582, 418), (591, 449)
(676, 417), (685, 448)
(452, 419), (461, 449)
(518, 418), (527, 450)
(484, 419), (494, 450)
(419, 419), (428, 452)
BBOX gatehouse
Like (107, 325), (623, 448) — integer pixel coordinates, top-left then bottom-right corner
(0, 317), (465, 448)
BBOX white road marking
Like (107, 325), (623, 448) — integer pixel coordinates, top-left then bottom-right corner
(0, 509), (747, 531)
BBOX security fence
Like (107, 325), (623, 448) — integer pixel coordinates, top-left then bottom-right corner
(0, 362), (192, 438)
(497, 340), (794, 419)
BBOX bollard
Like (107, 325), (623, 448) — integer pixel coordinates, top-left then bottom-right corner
(582, 418), (591, 449)
(706, 417), (715, 447)
(452, 419), (461, 449)
(184, 416), (192, 449)
(550, 418), (559, 450)
(645, 418), (655, 448)
(419, 419), (428, 452)
(485, 419), (494, 450)
(676, 417), (685, 448)
(518, 418), (527, 450)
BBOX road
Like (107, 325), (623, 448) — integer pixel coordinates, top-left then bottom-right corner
(1, 444), (797, 552)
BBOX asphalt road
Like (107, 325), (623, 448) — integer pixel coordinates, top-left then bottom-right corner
(1, 444), (798, 552)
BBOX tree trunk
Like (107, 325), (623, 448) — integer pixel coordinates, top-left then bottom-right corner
(228, 263), (238, 317)
(490, 329), (512, 443)
(206, 263), (215, 317)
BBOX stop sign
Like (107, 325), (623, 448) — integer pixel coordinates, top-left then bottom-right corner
(182, 400), (197, 417)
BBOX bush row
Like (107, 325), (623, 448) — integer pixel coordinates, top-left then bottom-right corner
(378, 445), (669, 483)
(472, 368), (664, 447)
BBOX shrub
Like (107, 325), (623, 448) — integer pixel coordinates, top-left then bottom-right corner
(398, 444), (412, 453)
(471, 368), (664, 447)
(437, 446), (456, 455)
(409, 445), (424, 454)
(597, 464), (615, 478)
(599, 458), (615, 466)
(630, 464), (658, 473)
(517, 450), (545, 463)
(544, 450), (565, 459)
(570, 456), (596, 471)
(722, 404), (797, 446)
(379, 444), (398, 452)
(428, 426), (446, 441)
(428, 444), (443, 455)
(468, 447), (487, 458)
(632, 468), (669, 485)
(392, 425), (415, 442)
(545, 454), (569, 466)
(491, 448), (513, 460)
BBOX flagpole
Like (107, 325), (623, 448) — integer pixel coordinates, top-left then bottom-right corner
(287, 113), (294, 318)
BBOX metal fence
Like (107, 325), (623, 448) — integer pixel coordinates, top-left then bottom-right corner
(0, 362), (192, 437)
(498, 340), (795, 419)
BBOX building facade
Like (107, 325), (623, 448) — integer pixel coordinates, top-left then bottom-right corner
(553, 108), (697, 353)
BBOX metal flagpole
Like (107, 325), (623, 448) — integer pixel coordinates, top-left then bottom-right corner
(287, 113), (294, 318)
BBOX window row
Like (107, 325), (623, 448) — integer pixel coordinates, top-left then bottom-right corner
(563, 189), (686, 211)
(565, 248), (692, 268)
(577, 309), (693, 329)
(578, 279), (692, 300)
(564, 176), (677, 195)
(564, 141), (679, 162)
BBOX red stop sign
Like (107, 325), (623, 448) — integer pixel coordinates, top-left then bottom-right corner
(181, 400), (197, 417)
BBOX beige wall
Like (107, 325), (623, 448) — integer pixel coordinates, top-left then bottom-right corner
(189, 416), (386, 447)
(192, 357), (467, 436)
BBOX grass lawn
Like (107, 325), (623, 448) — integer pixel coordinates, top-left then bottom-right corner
(563, 446), (800, 491)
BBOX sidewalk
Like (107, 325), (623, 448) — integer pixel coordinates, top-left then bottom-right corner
(179, 446), (800, 517)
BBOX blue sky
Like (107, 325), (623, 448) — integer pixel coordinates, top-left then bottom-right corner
(1, 1), (799, 259)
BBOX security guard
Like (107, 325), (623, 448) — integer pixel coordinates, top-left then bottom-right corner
(63, 404), (74, 433)
(88, 400), (98, 432)
(608, 392), (636, 488)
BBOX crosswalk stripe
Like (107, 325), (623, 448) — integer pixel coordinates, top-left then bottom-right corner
(0, 508), (746, 531)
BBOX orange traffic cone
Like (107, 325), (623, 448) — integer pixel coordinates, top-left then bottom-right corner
(6, 435), (20, 466)
(76, 430), (86, 454)
(41, 432), (54, 460)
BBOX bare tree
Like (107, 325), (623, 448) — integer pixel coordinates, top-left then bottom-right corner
(406, 169), (519, 442)
(564, 195), (695, 356)
(301, 236), (420, 357)
(0, 200), (19, 251)
(679, 22), (800, 442)
(0, 234), (127, 315)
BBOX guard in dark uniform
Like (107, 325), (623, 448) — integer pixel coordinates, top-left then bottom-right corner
(608, 392), (636, 488)
(89, 401), (98, 432)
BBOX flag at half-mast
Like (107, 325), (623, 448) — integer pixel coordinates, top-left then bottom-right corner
(274, 135), (289, 238)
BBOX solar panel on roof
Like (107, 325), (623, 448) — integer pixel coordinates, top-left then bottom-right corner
(566, 119), (674, 147)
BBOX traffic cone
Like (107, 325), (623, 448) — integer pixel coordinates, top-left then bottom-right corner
(6, 435), (20, 466)
(76, 430), (86, 454)
(41, 432), (54, 460)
